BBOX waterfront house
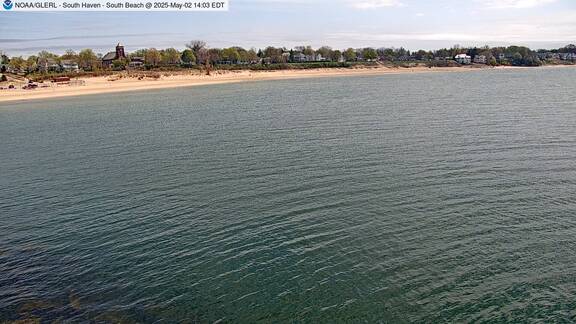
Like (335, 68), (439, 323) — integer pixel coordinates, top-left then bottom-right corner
(455, 54), (472, 64)
(292, 52), (307, 62)
(537, 52), (563, 60)
(128, 56), (145, 68)
(397, 55), (414, 61)
(102, 43), (127, 68)
(61, 60), (79, 72)
(473, 55), (487, 64)
(38, 58), (60, 73)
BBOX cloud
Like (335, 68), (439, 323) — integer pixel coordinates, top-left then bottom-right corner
(479, 0), (557, 9)
(0, 33), (179, 43)
(326, 10), (576, 45)
(348, 0), (403, 9)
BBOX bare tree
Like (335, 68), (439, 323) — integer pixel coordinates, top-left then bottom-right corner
(186, 40), (207, 55)
(196, 48), (209, 64)
(195, 48), (211, 75)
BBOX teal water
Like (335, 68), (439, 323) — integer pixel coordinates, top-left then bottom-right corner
(1, 68), (576, 322)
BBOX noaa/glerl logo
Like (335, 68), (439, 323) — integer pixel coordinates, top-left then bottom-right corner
(3, 0), (13, 10)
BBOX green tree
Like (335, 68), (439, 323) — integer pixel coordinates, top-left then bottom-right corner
(343, 48), (357, 62)
(221, 47), (240, 63)
(362, 48), (378, 61)
(26, 55), (38, 72)
(145, 48), (161, 66)
(78, 49), (98, 70)
(238, 48), (249, 63)
(330, 50), (342, 62)
(181, 49), (196, 65)
(131, 49), (148, 58)
(233, 47), (248, 63)
(8, 56), (26, 71)
(489, 56), (497, 66)
(512, 52), (523, 66)
(414, 49), (431, 61)
(161, 48), (181, 65)
(0, 51), (9, 64)
(246, 49), (259, 63)
(524, 56), (542, 66)
(112, 59), (127, 70)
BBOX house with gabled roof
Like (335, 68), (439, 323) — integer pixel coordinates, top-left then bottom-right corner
(102, 43), (126, 68)
(38, 58), (60, 73)
(455, 54), (471, 64)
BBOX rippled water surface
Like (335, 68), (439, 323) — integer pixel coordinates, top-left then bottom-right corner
(1, 67), (576, 322)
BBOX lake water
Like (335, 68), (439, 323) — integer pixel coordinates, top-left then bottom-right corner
(1, 67), (576, 323)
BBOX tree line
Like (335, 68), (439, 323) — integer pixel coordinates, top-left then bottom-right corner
(1, 41), (575, 74)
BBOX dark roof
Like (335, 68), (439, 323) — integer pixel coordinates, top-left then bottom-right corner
(102, 52), (116, 61)
(38, 57), (58, 65)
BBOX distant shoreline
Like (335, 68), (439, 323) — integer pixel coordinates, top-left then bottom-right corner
(0, 65), (574, 104)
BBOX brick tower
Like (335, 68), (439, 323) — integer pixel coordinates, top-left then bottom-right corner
(115, 43), (126, 59)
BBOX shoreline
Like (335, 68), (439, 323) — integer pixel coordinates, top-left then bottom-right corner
(0, 65), (573, 103)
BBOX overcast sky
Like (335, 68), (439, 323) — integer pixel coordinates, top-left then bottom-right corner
(1, 0), (575, 56)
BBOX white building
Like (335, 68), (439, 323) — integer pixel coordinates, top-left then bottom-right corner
(60, 60), (79, 72)
(473, 55), (487, 64)
(455, 54), (472, 64)
(292, 52), (307, 62)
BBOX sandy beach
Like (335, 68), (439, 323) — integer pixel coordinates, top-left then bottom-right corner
(0, 65), (571, 103)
